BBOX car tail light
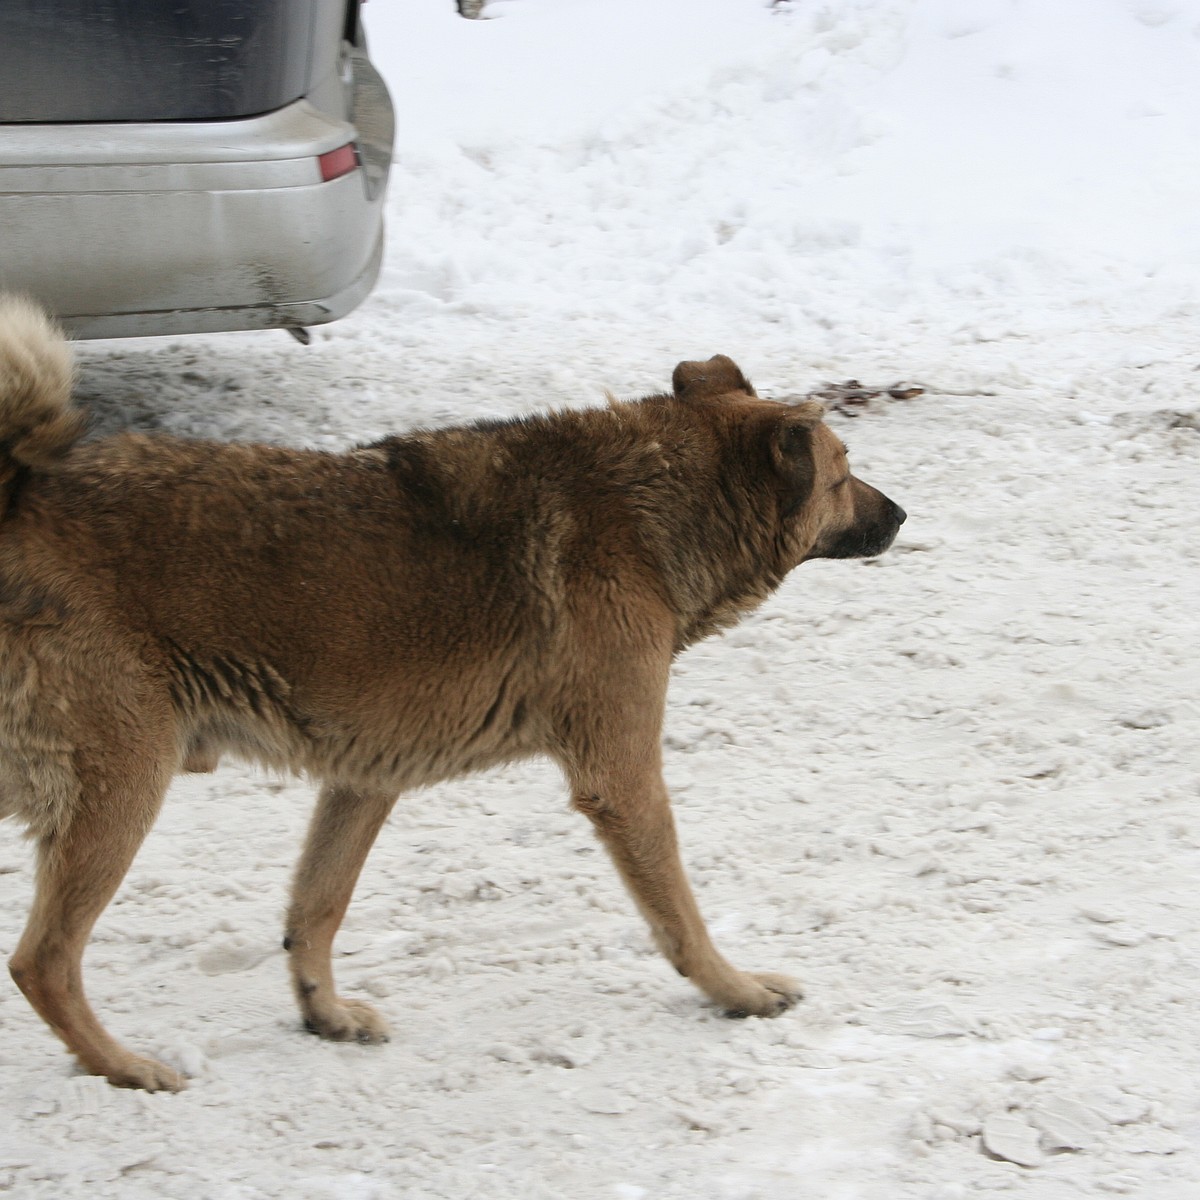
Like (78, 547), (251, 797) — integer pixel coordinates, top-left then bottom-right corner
(318, 143), (358, 182)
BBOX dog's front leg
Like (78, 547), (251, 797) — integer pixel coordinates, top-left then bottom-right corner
(284, 784), (398, 1043)
(567, 742), (801, 1018)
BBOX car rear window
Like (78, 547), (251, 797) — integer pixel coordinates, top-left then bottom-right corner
(0, 0), (317, 123)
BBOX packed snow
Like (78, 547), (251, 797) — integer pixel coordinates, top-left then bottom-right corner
(3, 1), (1200, 1196)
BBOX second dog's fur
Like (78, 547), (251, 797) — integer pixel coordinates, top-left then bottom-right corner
(0, 298), (905, 1089)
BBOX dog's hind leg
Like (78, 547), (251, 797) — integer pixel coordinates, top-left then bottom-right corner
(566, 711), (802, 1020)
(284, 783), (398, 1044)
(8, 752), (181, 1091)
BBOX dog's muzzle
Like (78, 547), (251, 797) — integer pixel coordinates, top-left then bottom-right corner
(817, 495), (906, 561)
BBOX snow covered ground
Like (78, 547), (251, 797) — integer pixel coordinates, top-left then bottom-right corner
(3, 0), (1200, 1195)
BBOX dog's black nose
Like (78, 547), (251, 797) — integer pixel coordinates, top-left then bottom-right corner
(890, 500), (907, 526)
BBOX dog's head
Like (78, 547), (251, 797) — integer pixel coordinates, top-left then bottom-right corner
(672, 355), (906, 570)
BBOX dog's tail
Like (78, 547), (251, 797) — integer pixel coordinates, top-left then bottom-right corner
(0, 296), (86, 507)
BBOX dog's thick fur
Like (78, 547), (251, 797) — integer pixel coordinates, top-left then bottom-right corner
(0, 297), (905, 1090)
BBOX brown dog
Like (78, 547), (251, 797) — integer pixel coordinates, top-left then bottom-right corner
(0, 298), (905, 1091)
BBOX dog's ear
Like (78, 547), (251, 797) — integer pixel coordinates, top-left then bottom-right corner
(672, 355), (756, 401)
(769, 402), (826, 485)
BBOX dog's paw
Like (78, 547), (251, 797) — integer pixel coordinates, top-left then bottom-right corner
(303, 997), (391, 1045)
(103, 1053), (186, 1092)
(721, 971), (804, 1019)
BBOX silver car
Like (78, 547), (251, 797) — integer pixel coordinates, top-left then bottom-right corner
(0, 0), (394, 339)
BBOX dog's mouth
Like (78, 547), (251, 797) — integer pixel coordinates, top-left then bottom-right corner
(818, 525), (900, 560)
(806, 500), (906, 562)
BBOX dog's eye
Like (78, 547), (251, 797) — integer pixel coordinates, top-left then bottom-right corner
(830, 475), (850, 492)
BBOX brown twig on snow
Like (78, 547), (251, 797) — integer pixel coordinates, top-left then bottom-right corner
(803, 380), (925, 418)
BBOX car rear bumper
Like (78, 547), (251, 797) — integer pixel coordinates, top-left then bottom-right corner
(0, 86), (392, 337)
(56, 226), (386, 340)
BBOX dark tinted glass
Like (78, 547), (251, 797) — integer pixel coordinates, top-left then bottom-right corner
(0, 0), (316, 123)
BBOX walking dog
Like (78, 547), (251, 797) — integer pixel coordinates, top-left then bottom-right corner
(0, 298), (905, 1089)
